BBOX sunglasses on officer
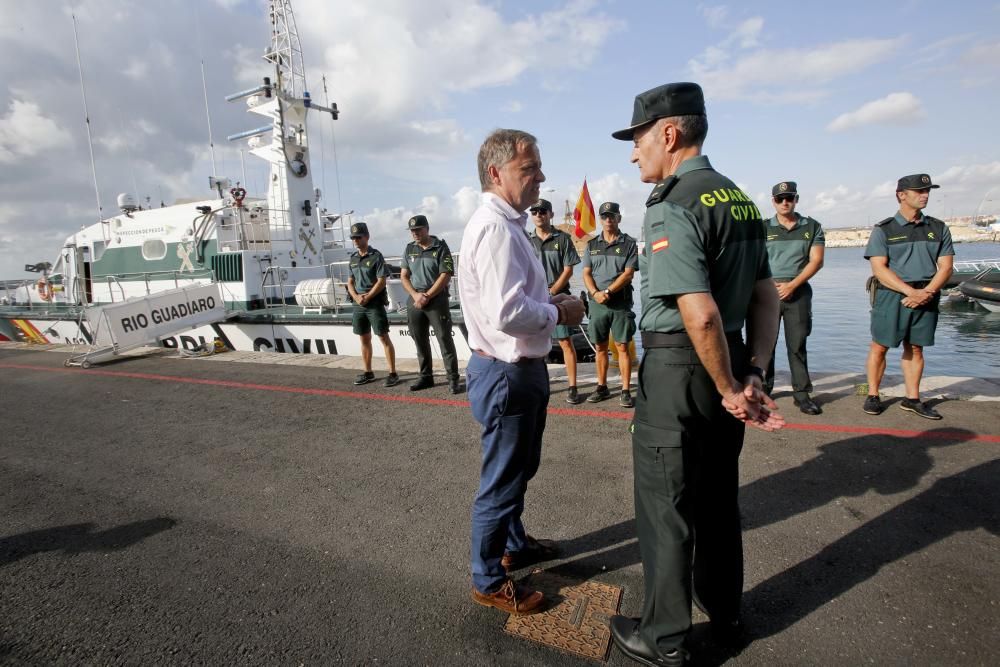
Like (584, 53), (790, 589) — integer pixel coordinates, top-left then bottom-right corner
(530, 208), (550, 215)
(773, 194), (797, 203)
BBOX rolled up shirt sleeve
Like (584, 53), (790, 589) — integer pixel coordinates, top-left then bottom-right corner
(472, 223), (557, 337)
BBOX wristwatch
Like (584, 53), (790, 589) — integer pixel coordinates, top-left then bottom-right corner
(604, 288), (611, 296)
(747, 366), (765, 381)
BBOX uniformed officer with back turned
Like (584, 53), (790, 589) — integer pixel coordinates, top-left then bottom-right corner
(582, 201), (639, 407)
(400, 215), (462, 394)
(763, 181), (825, 415)
(607, 82), (785, 667)
(346, 222), (399, 387)
(528, 198), (585, 404)
(862, 173), (953, 420)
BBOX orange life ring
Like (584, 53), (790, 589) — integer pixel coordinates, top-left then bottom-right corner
(36, 279), (52, 302)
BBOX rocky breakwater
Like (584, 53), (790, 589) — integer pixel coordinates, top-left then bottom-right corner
(825, 222), (999, 248)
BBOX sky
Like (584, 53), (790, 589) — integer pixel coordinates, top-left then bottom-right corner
(1, 0), (999, 277)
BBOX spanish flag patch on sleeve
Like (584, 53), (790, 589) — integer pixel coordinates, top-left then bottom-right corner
(652, 237), (670, 252)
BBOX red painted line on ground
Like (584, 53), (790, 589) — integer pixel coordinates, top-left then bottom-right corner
(3, 362), (999, 443)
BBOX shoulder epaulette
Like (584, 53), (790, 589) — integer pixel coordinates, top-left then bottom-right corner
(645, 176), (679, 207)
(874, 217), (895, 227)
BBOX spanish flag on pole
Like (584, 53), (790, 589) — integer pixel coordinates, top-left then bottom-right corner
(573, 179), (597, 239)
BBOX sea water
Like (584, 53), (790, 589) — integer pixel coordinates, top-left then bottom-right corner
(570, 242), (1000, 378)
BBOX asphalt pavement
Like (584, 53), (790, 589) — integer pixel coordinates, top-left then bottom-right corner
(1, 346), (997, 665)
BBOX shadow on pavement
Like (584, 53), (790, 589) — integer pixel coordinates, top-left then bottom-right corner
(741, 427), (975, 529)
(0, 517), (177, 567)
(744, 457), (999, 640)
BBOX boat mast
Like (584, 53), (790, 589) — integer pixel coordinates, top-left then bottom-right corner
(266, 0), (307, 99)
(226, 0), (340, 272)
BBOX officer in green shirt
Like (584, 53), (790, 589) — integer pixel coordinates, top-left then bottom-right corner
(582, 202), (639, 407)
(528, 198), (584, 404)
(863, 174), (954, 420)
(347, 222), (399, 387)
(763, 181), (825, 415)
(400, 215), (461, 394)
(607, 82), (784, 667)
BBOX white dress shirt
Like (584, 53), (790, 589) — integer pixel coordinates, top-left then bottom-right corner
(459, 193), (558, 362)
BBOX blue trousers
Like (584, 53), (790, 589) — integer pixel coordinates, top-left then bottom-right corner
(467, 353), (549, 593)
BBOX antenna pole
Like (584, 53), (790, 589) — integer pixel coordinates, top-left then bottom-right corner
(71, 12), (103, 223)
(195, 7), (218, 179)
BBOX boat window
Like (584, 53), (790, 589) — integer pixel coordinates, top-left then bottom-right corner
(91, 240), (106, 262)
(142, 238), (167, 260)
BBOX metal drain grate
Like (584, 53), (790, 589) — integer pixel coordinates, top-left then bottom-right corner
(504, 569), (623, 662)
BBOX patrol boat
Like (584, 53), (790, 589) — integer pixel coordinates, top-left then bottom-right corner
(0, 1), (472, 362)
(958, 267), (1000, 312)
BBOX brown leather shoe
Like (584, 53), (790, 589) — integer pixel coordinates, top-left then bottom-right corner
(471, 578), (545, 615)
(501, 535), (560, 572)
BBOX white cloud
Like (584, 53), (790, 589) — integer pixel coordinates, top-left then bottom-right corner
(502, 100), (524, 113)
(690, 37), (905, 102)
(733, 17), (764, 48)
(826, 92), (925, 132)
(291, 0), (623, 159)
(0, 98), (73, 163)
(700, 5), (730, 28)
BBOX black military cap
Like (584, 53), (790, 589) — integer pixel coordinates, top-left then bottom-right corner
(772, 181), (798, 197)
(896, 173), (940, 191)
(599, 202), (621, 216)
(349, 222), (369, 238)
(407, 214), (429, 229)
(611, 82), (706, 141)
(529, 198), (553, 212)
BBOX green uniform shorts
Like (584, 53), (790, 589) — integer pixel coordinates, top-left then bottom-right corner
(352, 303), (390, 336)
(588, 300), (636, 345)
(870, 286), (939, 348)
(552, 324), (573, 340)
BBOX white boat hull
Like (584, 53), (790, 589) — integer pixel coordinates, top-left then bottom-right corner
(1, 315), (473, 361)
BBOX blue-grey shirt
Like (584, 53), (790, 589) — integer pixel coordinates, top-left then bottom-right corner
(864, 212), (954, 283)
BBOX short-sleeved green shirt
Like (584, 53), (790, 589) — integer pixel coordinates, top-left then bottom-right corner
(349, 247), (389, 294)
(582, 232), (639, 306)
(639, 155), (770, 333)
(765, 214), (825, 281)
(401, 236), (454, 291)
(864, 212), (954, 283)
(528, 228), (581, 294)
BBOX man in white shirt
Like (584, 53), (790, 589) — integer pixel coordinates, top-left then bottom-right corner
(460, 129), (585, 616)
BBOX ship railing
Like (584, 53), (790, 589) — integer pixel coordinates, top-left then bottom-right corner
(954, 258), (1000, 273)
(254, 252), (465, 316)
(0, 278), (82, 316)
(101, 268), (218, 303)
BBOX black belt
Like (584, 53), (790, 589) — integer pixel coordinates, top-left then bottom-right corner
(871, 278), (930, 293)
(473, 350), (545, 365)
(641, 330), (744, 349)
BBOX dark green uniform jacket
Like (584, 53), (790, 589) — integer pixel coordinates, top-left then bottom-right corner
(639, 155), (770, 334)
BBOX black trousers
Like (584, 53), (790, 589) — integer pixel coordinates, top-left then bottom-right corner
(764, 282), (813, 400)
(631, 343), (746, 652)
(407, 295), (459, 381)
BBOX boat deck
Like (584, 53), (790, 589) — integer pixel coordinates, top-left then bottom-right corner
(1, 343), (998, 665)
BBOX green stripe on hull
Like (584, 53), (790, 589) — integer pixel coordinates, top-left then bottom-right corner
(92, 240), (221, 280)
